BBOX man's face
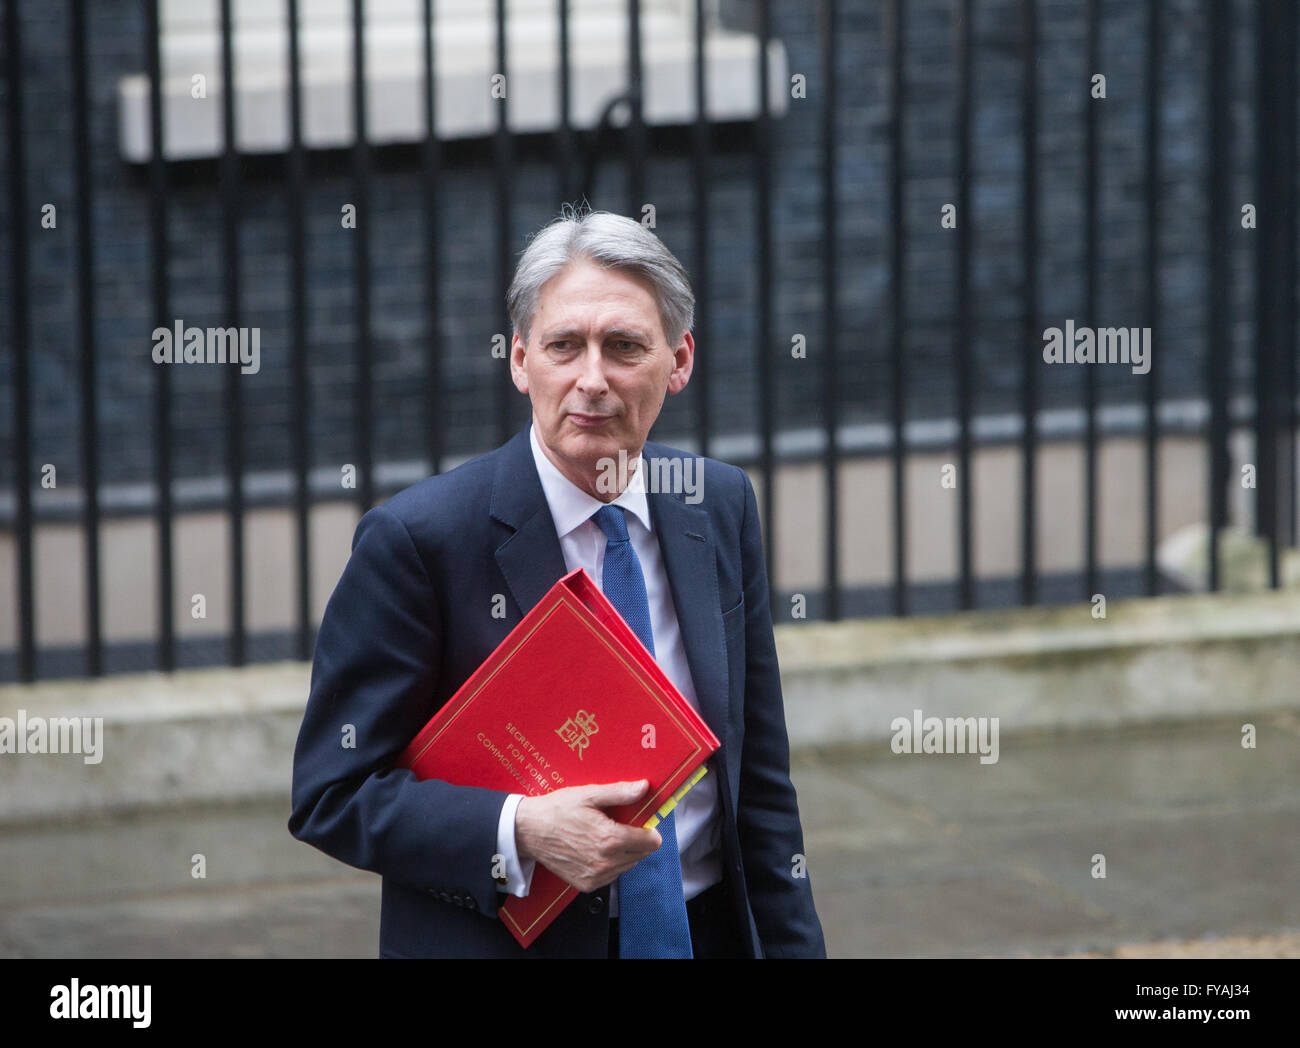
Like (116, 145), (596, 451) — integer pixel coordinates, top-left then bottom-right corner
(511, 258), (693, 499)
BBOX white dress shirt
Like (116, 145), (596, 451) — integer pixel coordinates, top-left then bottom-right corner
(493, 425), (724, 913)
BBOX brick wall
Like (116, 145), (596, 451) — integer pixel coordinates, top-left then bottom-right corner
(0, 0), (1264, 496)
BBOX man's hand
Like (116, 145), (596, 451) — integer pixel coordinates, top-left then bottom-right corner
(514, 780), (661, 894)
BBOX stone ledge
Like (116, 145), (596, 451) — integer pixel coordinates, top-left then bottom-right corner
(775, 589), (1300, 748)
(2, 590), (1296, 823)
(775, 588), (1300, 670)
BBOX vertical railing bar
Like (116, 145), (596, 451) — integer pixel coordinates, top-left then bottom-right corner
(71, 0), (102, 676)
(1207, 0), (1230, 591)
(755, 0), (776, 615)
(1254, 2), (1276, 587)
(691, 0), (710, 458)
(1256, 0), (1293, 590)
(626, 0), (646, 214)
(352, 0), (375, 510)
(1019, 0), (1038, 607)
(1082, 0), (1099, 600)
(888, 0), (907, 617)
(1279, 0), (1297, 578)
(1143, 0), (1161, 597)
(423, 0), (443, 476)
(219, 0), (245, 665)
(954, 0), (974, 610)
(820, 0), (840, 621)
(1286, 2), (1299, 552)
(6, 0), (35, 681)
(556, 0), (575, 204)
(493, 0), (514, 446)
(287, 0), (311, 659)
(145, 0), (175, 672)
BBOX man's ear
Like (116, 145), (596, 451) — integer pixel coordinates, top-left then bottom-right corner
(666, 331), (694, 395)
(510, 333), (529, 394)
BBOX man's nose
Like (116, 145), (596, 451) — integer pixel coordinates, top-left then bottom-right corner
(575, 342), (609, 396)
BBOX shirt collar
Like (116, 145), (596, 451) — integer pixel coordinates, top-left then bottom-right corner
(529, 424), (652, 539)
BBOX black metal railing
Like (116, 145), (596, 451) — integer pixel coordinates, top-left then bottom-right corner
(2, 0), (1298, 683)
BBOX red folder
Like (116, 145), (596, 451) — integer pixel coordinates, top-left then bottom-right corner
(396, 567), (720, 949)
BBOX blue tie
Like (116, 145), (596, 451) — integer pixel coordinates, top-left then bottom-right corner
(592, 505), (693, 959)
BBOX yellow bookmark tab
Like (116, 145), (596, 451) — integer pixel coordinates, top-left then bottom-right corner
(643, 765), (709, 830)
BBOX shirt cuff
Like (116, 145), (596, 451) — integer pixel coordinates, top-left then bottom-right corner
(494, 793), (537, 897)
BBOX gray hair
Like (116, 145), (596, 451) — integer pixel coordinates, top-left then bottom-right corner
(507, 207), (694, 347)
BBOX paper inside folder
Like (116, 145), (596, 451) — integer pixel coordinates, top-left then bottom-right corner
(643, 764), (709, 829)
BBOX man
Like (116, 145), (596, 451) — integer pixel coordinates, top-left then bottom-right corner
(289, 208), (824, 958)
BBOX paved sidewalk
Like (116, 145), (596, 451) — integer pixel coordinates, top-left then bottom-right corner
(1, 713), (1296, 958)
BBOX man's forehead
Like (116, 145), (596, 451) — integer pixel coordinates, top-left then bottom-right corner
(530, 259), (667, 343)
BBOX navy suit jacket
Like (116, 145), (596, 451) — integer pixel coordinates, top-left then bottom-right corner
(289, 427), (826, 958)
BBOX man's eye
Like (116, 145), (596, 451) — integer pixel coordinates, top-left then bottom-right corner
(549, 341), (575, 351)
(613, 340), (639, 352)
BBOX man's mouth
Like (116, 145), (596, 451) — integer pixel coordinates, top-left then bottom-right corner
(567, 412), (615, 428)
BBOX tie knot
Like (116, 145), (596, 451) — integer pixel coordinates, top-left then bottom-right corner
(592, 504), (630, 543)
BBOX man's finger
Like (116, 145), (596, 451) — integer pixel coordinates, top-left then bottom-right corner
(604, 823), (661, 854)
(580, 778), (651, 808)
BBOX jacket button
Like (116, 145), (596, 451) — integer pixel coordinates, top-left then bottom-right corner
(587, 896), (605, 915)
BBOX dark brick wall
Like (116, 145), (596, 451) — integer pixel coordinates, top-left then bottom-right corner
(0, 0), (1265, 495)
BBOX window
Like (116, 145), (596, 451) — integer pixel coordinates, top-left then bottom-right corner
(118, 0), (789, 161)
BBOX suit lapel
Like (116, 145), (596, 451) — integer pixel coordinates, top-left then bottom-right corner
(489, 428), (569, 617)
(490, 429), (730, 744)
(648, 469), (730, 745)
